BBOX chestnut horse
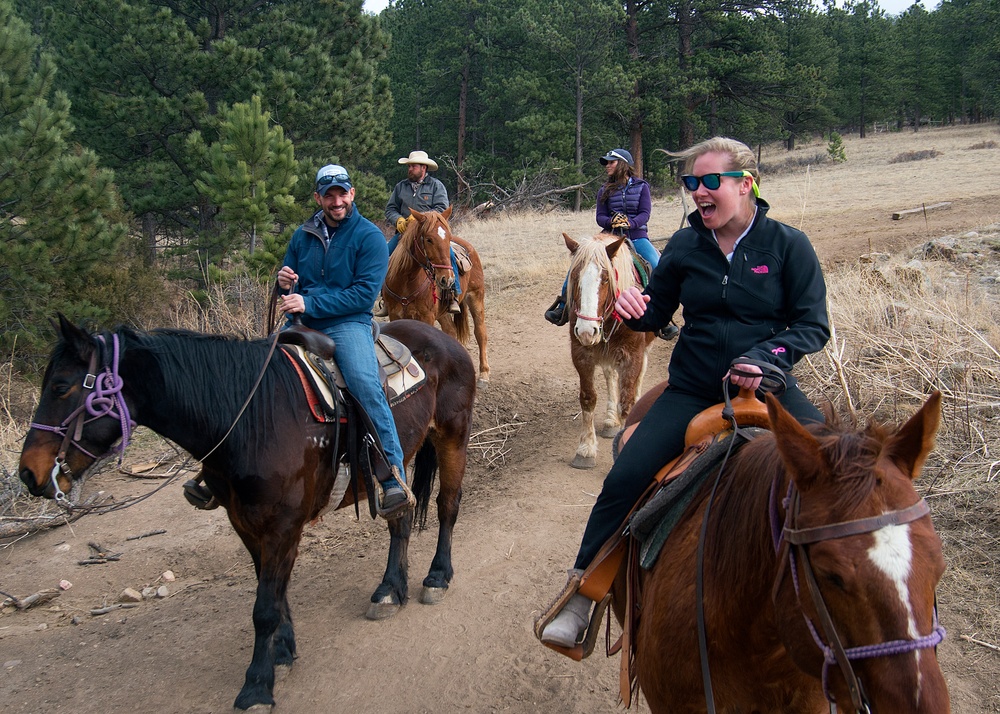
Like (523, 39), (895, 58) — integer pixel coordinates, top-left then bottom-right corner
(611, 390), (949, 712)
(19, 316), (476, 711)
(382, 206), (490, 388)
(563, 232), (655, 469)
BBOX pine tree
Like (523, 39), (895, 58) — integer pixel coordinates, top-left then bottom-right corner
(0, 0), (130, 363)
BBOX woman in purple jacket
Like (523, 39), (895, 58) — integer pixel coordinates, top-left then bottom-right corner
(545, 149), (675, 339)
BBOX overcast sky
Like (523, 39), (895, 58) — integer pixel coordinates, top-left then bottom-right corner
(362, 0), (935, 17)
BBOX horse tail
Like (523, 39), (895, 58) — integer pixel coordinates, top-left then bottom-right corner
(453, 302), (471, 344)
(411, 439), (438, 529)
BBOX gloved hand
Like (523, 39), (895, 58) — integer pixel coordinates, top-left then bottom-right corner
(395, 216), (408, 234)
(611, 212), (630, 230)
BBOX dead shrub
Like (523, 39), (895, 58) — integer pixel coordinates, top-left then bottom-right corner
(965, 140), (998, 150)
(888, 149), (943, 163)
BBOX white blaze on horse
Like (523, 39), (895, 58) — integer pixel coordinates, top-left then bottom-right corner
(563, 232), (655, 469)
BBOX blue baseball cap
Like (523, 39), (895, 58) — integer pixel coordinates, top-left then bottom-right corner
(315, 164), (352, 196)
(600, 149), (633, 167)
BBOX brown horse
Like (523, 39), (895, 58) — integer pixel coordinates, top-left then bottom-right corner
(611, 390), (949, 712)
(563, 232), (655, 469)
(382, 206), (490, 388)
(18, 316), (476, 711)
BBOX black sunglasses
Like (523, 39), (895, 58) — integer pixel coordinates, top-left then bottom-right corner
(316, 173), (350, 187)
(679, 171), (749, 191)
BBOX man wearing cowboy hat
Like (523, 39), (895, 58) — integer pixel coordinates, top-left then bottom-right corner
(379, 150), (461, 315)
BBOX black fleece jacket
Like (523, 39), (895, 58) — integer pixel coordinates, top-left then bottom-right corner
(624, 199), (830, 398)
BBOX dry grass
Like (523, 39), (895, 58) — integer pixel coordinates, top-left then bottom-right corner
(966, 141), (998, 150)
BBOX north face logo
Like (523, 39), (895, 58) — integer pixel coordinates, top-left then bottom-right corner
(751, 265), (769, 274)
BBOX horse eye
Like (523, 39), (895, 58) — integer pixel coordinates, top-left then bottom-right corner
(825, 572), (846, 590)
(51, 382), (72, 397)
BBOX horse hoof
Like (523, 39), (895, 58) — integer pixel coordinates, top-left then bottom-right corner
(599, 426), (619, 439)
(571, 455), (597, 469)
(420, 586), (448, 604)
(238, 704), (274, 713)
(366, 595), (401, 620)
(477, 377), (490, 391)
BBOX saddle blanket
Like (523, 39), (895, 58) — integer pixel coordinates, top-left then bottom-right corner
(282, 336), (426, 422)
(629, 428), (765, 570)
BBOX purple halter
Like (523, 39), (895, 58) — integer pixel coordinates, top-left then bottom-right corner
(29, 333), (135, 500)
(769, 478), (946, 712)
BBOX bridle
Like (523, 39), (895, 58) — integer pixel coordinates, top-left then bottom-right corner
(28, 324), (283, 509)
(383, 221), (451, 306)
(29, 333), (134, 505)
(572, 265), (625, 343)
(771, 483), (946, 713)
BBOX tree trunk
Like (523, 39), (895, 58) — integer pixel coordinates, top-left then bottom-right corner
(677, 0), (696, 149)
(457, 52), (469, 203)
(625, 0), (644, 177)
(575, 69), (583, 212)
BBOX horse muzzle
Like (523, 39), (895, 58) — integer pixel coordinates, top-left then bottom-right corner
(19, 464), (57, 498)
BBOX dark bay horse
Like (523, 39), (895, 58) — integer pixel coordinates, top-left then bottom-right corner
(563, 232), (655, 469)
(18, 316), (476, 711)
(382, 206), (490, 388)
(611, 391), (949, 712)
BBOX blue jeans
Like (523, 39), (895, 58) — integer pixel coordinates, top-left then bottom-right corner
(630, 237), (660, 269)
(388, 234), (462, 296)
(320, 320), (405, 479)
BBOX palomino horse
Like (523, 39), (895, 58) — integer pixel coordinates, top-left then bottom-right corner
(382, 206), (490, 388)
(19, 316), (476, 711)
(563, 232), (655, 469)
(611, 389), (949, 712)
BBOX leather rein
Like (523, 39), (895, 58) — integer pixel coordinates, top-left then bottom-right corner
(773, 486), (945, 713)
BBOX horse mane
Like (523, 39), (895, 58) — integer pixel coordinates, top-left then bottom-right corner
(385, 220), (422, 285)
(705, 414), (883, 590)
(567, 233), (639, 299)
(123, 327), (304, 470)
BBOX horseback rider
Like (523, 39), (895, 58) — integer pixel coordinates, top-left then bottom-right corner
(545, 148), (677, 340)
(277, 164), (414, 519)
(538, 137), (831, 649)
(379, 150), (462, 316)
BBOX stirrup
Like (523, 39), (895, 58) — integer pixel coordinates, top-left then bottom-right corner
(183, 479), (219, 510)
(544, 297), (568, 326)
(658, 323), (679, 341)
(534, 571), (611, 661)
(447, 298), (461, 315)
(375, 471), (416, 520)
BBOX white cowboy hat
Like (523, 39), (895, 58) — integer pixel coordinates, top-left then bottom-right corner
(398, 150), (438, 171)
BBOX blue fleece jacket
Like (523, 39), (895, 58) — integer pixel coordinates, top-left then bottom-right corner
(281, 206), (388, 331)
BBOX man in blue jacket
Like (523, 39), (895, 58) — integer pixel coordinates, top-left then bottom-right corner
(277, 164), (413, 519)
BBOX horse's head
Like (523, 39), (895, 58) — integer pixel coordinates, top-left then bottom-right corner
(768, 392), (950, 712)
(409, 206), (456, 295)
(19, 315), (130, 500)
(563, 232), (630, 347)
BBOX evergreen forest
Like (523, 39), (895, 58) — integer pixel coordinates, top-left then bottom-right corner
(1, 0), (997, 364)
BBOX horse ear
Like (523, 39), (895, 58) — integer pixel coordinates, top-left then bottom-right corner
(442, 205), (453, 220)
(410, 209), (425, 222)
(562, 233), (579, 253)
(55, 313), (96, 361)
(765, 393), (825, 491)
(606, 235), (626, 260)
(882, 391), (942, 482)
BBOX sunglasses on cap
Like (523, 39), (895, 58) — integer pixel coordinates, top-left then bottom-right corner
(316, 173), (350, 186)
(679, 171), (752, 191)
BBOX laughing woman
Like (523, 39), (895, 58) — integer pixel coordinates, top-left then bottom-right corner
(537, 136), (831, 649)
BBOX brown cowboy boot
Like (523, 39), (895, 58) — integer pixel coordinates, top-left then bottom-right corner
(446, 291), (461, 315)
